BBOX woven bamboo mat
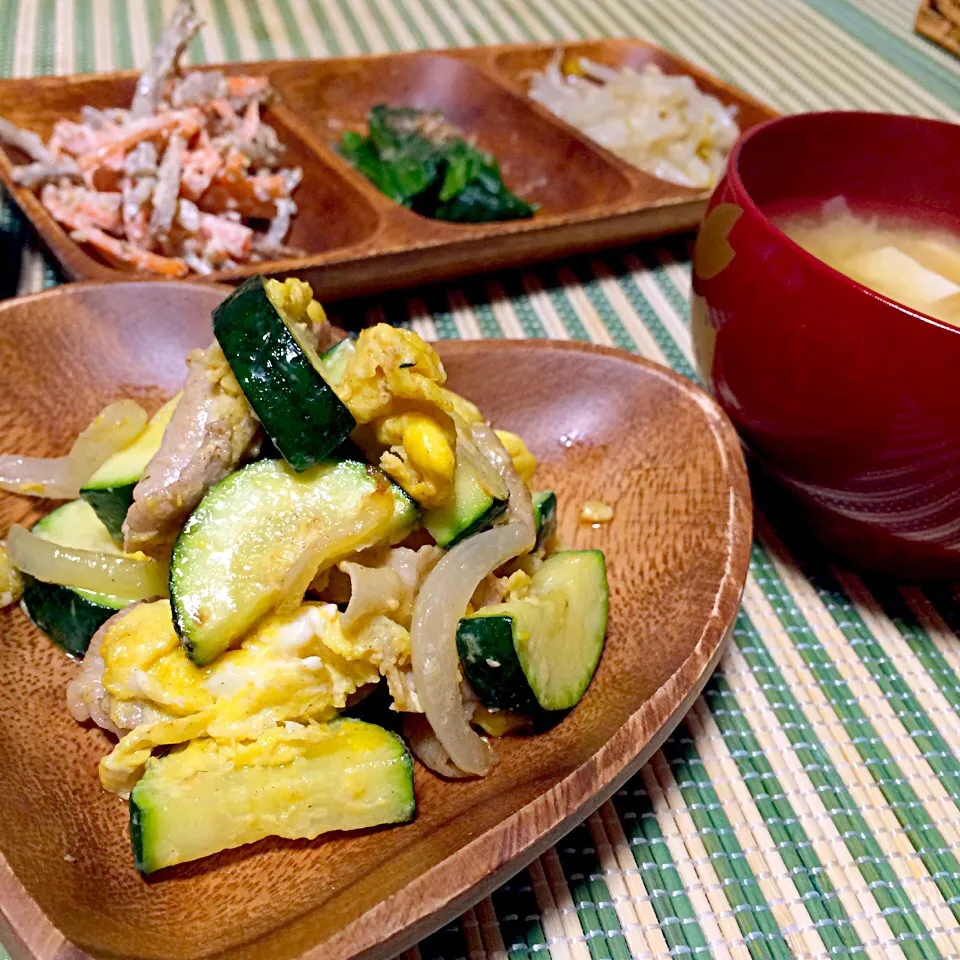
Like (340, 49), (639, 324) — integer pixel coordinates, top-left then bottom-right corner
(2, 1), (960, 958)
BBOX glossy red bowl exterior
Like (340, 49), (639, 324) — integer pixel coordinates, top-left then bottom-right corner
(691, 111), (960, 577)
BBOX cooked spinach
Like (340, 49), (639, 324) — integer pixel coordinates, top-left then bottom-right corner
(338, 106), (536, 223)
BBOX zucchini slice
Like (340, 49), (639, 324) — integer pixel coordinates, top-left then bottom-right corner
(423, 458), (507, 548)
(213, 277), (355, 471)
(533, 490), (557, 549)
(457, 550), (608, 711)
(130, 719), (414, 874)
(318, 336), (356, 384)
(21, 500), (132, 656)
(170, 458), (418, 666)
(80, 395), (179, 541)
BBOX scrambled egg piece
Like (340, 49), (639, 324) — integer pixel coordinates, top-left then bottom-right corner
(504, 569), (533, 601)
(495, 430), (536, 486)
(0, 543), (22, 608)
(338, 325), (451, 423)
(442, 389), (484, 425)
(472, 705), (532, 737)
(332, 325), (536, 507)
(265, 277), (328, 327)
(337, 325), (460, 508)
(371, 413), (455, 506)
(97, 599), (411, 792)
(143, 719), (389, 784)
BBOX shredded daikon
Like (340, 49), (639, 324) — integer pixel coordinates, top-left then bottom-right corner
(528, 56), (739, 190)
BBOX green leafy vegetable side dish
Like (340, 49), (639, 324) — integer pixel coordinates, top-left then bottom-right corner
(338, 106), (537, 223)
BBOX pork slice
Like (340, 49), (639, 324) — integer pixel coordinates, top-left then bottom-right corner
(122, 341), (261, 558)
(66, 603), (178, 737)
(66, 605), (135, 738)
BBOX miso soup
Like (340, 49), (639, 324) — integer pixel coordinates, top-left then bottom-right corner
(776, 197), (960, 326)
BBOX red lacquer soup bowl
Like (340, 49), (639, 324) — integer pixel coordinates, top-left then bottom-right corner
(691, 111), (960, 577)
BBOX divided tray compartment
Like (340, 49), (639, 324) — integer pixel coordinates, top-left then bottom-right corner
(0, 69), (383, 282)
(268, 52), (634, 221)
(487, 37), (775, 138)
(0, 40), (778, 298)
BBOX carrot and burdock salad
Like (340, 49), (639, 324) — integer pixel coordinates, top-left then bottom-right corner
(0, 2), (302, 277)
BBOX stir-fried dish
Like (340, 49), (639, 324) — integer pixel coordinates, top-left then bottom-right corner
(0, 2), (301, 276)
(0, 277), (608, 874)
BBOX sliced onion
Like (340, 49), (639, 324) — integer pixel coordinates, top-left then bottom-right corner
(453, 417), (508, 502)
(409, 425), (534, 776)
(6, 524), (167, 600)
(0, 400), (147, 499)
(276, 488), (395, 615)
(470, 421), (536, 537)
(402, 713), (473, 779)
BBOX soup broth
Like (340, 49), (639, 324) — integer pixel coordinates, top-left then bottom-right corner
(777, 198), (960, 326)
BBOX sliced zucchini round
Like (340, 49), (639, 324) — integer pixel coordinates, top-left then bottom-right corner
(170, 458), (418, 666)
(457, 550), (608, 712)
(213, 277), (355, 472)
(21, 500), (131, 656)
(80, 395), (179, 542)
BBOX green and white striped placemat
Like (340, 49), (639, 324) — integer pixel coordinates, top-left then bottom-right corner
(2, 2), (960, 958)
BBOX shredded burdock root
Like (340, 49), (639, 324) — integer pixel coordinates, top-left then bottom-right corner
(0, 1), (303, 276)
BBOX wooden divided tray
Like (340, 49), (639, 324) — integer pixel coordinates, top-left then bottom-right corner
(0, 40), (776, 299)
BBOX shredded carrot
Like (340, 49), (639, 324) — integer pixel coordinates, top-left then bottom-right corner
(40, 185), (123, 233)
(122, 202), (150, 247)
(78, 109), (201, 173)
(181, 139), (223, 201)
(73, 223), (188, 277)
(197, 178), (278, 219)
(206, 98), (236, 126)
(0, 5), (299, 278)
(226, 75), (269, 98)
(239, 100), (260, 142)
(220, 147), (249, 180)
(49, 120), (99, 157)
(198, 212), (253, 259)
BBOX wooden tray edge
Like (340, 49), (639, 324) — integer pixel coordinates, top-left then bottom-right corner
(0, 40), (779, 292)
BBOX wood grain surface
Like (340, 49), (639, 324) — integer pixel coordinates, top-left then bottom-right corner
(0, 282), (752, 960)
(0, 39), (777, 299)
(916, 1), (960, 59)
